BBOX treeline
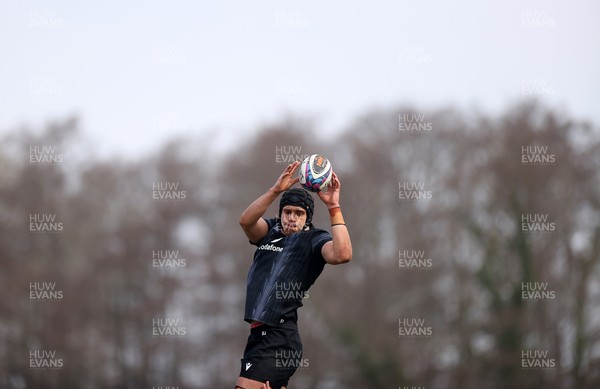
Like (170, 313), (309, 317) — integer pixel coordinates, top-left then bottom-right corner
(0, 101), (599, 388)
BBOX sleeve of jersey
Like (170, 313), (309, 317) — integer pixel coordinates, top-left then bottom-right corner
(311, 230), (333, 263)
(249, 218), (277, 246)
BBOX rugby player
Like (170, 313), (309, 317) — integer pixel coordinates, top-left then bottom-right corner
(235, 161), (352, 389)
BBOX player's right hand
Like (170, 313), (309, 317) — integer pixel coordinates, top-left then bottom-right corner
(271, 161), (300, 194)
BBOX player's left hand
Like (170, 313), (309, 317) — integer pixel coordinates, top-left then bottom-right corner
(317, 172), (340, 208)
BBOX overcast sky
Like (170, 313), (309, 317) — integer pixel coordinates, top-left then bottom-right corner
(1, 0), (598, 157)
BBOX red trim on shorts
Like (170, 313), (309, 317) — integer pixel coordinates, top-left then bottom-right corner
(250, 321), (265, 329)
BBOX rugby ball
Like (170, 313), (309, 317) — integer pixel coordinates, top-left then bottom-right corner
(299, 154), (333, 192)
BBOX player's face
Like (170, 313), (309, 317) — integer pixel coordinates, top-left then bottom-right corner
(281, 205), (307, 235)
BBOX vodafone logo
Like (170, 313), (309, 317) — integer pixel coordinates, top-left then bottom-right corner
(258, 244), (283, 252)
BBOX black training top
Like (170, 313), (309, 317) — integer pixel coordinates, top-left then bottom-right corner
(244, 218), (332, 327)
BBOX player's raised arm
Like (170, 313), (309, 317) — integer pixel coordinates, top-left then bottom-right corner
(239, 161), (300, 244)
(318, 172), (352, 264)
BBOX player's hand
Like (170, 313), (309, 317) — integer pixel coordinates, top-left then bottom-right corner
(318, 171), (340, 208)
(261, 381), (272, 389)
(271, 161), (300, 194)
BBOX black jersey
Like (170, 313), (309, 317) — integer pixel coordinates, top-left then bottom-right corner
(244, 218), (332, 327)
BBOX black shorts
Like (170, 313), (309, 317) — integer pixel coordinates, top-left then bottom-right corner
(239, 323), (303, 389)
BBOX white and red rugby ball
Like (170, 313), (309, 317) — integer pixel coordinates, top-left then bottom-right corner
(299, 154), (333, 192)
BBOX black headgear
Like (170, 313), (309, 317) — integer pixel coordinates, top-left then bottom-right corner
(279, 188), (314, 228)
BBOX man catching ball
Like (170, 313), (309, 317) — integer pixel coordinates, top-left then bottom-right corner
(235, 161), (352, 389)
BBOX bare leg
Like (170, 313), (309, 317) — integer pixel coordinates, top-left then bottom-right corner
(235, 378), (284, 389)
(235, 377), (267, 389)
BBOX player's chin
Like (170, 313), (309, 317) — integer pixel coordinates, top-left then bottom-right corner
(283, 224), (301, 234)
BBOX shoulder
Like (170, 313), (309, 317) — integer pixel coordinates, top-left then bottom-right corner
(264, 217), (279, 231)
(308, 226), (332, 239)
(251, 218), (280, 246)
(306, 227), (332, 253)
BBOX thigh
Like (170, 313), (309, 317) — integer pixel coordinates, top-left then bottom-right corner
(239, 326), (302, 389)
(235, 377), (286, 389)
(235, 376), (267, 389)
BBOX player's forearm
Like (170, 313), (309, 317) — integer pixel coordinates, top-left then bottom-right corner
(329, 207), (352, 263)
(331, 227), (352, 263)
(239, 188), (279, 227)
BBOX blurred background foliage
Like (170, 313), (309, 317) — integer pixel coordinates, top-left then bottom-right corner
(1, 100), (599, 388)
